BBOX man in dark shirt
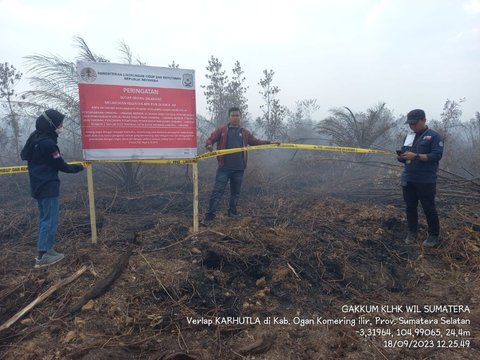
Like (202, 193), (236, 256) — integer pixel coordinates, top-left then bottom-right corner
(398, 109), (444, 247)
(201, 107), (276, 226)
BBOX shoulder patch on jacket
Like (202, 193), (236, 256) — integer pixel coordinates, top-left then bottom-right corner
(51, 150), (61, 159)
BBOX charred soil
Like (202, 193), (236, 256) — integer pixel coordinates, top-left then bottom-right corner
(0, 170), (479, 359)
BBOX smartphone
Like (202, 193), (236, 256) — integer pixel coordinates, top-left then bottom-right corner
(396, 150), (404, 155)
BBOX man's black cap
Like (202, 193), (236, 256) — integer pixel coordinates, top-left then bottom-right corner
(405, 109), (426, 124)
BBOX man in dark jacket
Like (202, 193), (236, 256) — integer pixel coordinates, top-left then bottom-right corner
(201, 107), (276, 226)
(398, 109), (443, 247)
(21, 109), (84, 268)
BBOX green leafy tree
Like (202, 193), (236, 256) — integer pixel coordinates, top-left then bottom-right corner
(256, 69), (286, 141)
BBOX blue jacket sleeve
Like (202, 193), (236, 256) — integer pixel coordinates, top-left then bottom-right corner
(426, 133), (443, 162)
(44, 142), (84, 173)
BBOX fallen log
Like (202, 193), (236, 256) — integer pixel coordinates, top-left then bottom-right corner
(236, 332), (276, 355)
(70, 247), (132, 315)
(159, 352), (199, 360)
(0, 266), (87, 332)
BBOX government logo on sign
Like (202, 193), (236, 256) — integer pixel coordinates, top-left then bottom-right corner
(80, 67), (97, 82)
(182, 73), (194, 88)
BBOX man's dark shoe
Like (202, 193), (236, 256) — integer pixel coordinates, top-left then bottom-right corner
(404, 232), (417, 244)
(227, 211), (240, 218)
(200, 215), (215, 227)
(423, 234), (440, 248)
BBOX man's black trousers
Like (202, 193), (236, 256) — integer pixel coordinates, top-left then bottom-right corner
(402, 182), (440, 236)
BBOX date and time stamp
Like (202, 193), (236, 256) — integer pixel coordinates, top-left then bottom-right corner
(186, 304), (474, 349)
(344, 304), (472, 348)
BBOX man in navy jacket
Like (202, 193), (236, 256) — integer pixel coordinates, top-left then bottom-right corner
(398, 109), (444, 247)
(21, 109), (84, 268)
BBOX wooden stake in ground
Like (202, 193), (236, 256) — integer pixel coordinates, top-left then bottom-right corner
(0, 266), (87, 332)
(86, 163), (98, 244)
(192, 161), (199, 232)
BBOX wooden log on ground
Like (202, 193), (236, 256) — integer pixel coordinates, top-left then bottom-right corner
(0, 266), (87, 332)
(70, 247), (132, 315)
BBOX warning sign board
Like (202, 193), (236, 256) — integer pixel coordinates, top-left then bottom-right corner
(78, 61), (197, 160)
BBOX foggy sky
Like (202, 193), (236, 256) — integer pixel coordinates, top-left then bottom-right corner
(1, 0), (479, 122)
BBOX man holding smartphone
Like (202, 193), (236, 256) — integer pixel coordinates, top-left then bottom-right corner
(397, 109), (444, 247)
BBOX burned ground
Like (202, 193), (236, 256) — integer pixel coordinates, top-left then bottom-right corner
(0, 154), (479, 359)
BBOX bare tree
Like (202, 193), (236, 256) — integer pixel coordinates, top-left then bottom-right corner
(202, 56), (249, 130)
(466, 112), (480, 176)
(285, 99), (320, 141)
(118, 40), (146, 66)
(439, 98), (465, 141)
(202, 56), (228, 129)
(0, 127), (8, 164)
(427, 98), (466, 172)
(226, 61), (249, 119)
(466, 112), (480, 150)
(256, 69), (286, 141)
(444, 109), (480, 178)
(0, 62), (23, 159)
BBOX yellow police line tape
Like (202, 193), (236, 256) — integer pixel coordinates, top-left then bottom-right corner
(0, 161), (89, 175)
(197, 143), (391, 160)
(0, 144), (392, 175)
